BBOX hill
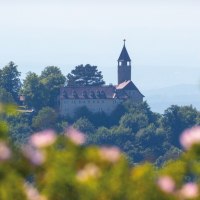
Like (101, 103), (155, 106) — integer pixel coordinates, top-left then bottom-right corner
(144, 84), (200, 113)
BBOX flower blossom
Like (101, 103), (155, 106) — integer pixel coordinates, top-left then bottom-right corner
(157, 176), (175, 194)
(65, 127), (86, 145)
(99, 147), (121, 163)
(76, 163), (101, 182)
(180, 126), (200, 150)
(22, 145), (45, 166)
(30, 130), (56, 148)
(24, 183), (46, 200)
(180, 182), (199, 199)
(0, 142), (11, 161)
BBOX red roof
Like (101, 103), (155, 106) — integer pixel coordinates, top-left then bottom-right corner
(61, 85), (116, 99)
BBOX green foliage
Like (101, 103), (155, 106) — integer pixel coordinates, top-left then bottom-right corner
(22, 66), (66, 110)
(2, 105), (200, 199)
(32, 107), (57, 131)
(0, 61), (21, 102)
(40, 66), (66, 107)
(162, 105), (200, 147)
(0, 87), (15, 104)
(120, 113), (149, 133)
(73, 117), (95, 135)
(22, 72), (46, 110)
(66, 64), (105, 86)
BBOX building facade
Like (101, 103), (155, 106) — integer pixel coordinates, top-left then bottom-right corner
(60, 41), (144, 116)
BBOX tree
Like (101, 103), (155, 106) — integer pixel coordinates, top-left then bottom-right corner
(0, 87), (15, 104)
(73, 117), (95, 135)
(32, 107), (57, 130)
(119, 113), (149, 133)
(40, 66), (66, 107)
(22, 72), (46, 110)
(123, 101), (158, 124)
(66, 64), (105, 86)
(162, 105), (200, 147)
(0, 61), (21, 102)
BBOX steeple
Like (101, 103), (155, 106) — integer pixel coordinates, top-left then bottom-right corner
(118, 39), (131, 62)
(117, 39), (132, 84)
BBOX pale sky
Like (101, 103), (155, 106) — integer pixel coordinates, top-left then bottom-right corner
(0, 0), (200, 91)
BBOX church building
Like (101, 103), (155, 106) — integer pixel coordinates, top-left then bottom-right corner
(60, 41), (144, 116)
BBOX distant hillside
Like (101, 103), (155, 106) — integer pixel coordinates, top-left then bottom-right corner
(144, 84), (200, 113)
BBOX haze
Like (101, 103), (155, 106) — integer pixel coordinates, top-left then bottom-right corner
(0, 0), (200, 91)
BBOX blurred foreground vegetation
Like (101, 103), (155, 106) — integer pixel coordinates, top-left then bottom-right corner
(1, 104), (200, 200)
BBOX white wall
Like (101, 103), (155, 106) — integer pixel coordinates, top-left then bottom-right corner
(60, 98), (123, 117)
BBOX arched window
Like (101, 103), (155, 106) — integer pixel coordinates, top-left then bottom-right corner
(100, 91), (106, 98)
(90, 91), (96, 99)
(96, 90), (101, 98)
(83, 91), (88, 98)
(72, 91), (79, 99)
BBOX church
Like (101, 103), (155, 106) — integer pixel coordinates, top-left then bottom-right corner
(59, 41), (144, 116)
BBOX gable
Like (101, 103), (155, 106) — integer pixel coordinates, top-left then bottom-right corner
(116, 81), (144, 97)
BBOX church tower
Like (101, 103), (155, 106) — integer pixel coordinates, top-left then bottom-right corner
(118, 40), (131, 84)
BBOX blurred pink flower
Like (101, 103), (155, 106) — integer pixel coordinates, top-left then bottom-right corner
(180, 182), (199, 199)
(76, 163), (101, 182)
(157, 176), (175, 193)
(65, 127), (86, 145)
(24, 183), (46, 200)
(0, 142), (11, 161)
(99, 147), (121, 163)
(30, 130), (56, 148)
(22, 145), (45, 166)
(180, 126), (200, 150)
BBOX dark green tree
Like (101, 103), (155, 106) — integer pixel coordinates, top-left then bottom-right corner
(162, 105), (200, 147)
(0, 87), (15, 104)
(0, 62), (21, 102)
(73, 117), (95, 135)
(32, 107), (57, 131)
(119, 113), (149, 133)
(40, 66), (66, 107)
(22, 72), (45, 110)
(66, 64), (105, 86)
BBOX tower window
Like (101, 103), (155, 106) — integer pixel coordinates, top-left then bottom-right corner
(127, 61), (130, 66)
(119, 62), (122, 66)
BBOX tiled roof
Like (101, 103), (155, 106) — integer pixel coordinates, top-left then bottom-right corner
(116, 80), (145, 97)
(60, 81), (144, 99)
(60, 85), (116, 99)
(116, 80), (132, 90)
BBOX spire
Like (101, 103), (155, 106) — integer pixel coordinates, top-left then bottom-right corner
(118, 39), (131, 62)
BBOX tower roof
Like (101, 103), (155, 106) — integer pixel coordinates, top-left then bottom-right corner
(118, 40), (131, 62)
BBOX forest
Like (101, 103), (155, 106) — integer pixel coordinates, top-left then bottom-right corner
(1, 61), (200, 166)
(1, 61), (200, 199)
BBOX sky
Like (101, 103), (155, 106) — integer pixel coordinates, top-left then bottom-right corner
(0, 0), (200, 91)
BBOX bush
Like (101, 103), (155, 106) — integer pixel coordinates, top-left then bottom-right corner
(2, 104), (200, 199)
